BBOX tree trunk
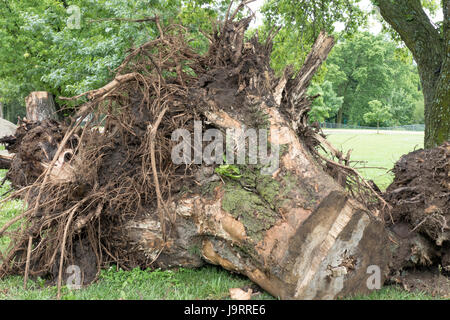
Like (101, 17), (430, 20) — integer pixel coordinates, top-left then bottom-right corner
(25, 91), (58, 122)
(376, 0), (449, 148)
(0, 101), (3, 119)
(427, 0), (450, 148)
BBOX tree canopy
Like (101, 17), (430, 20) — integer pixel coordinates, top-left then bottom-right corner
(323, 31), (422, 126)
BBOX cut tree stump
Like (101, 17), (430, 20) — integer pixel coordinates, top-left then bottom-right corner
(25, 91), (58, 121)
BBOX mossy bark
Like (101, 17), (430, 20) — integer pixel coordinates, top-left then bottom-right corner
(377, 0), (449, 148)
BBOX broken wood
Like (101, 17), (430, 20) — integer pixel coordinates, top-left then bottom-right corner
(0, 151), (13, 169)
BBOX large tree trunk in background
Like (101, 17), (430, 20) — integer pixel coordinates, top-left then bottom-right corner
(377, 0), (449, 148)
(427, 0), (450, 148)
(0, 101), (3, 119)
(25, 91), (58, 121)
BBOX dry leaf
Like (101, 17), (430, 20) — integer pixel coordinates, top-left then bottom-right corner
(229, 287), (252, 300)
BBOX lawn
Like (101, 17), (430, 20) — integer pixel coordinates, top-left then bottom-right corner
(0, 130), (439, 300)
(324, 130), (424, 190)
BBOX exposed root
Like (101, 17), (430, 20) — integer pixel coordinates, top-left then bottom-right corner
(0, 3), (388, 294)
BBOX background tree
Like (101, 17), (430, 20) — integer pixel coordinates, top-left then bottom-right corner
(263, 0), (448, 148)
(324, 32), (421, 126)
(363, 99), (392, 133)
(373, 0), (449, 148)
(307, 80), (343, 123)
(260, 0), (366, 74)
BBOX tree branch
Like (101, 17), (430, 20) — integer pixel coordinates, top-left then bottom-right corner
(375, 0), (444, 70)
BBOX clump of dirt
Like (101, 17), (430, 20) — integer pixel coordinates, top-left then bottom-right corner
(385, 142), (449, 246)
(384, 141), (450, 297)
(388, 267), (450, 299)
(0, 119), (75, 188)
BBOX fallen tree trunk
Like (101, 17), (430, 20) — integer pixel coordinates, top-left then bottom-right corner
(0, 11), (393, 300)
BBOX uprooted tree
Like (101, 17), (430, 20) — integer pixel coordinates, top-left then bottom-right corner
(0, 10), (448, 300)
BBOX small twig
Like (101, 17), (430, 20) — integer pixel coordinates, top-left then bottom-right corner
(57, 204), (79, 299)
(23, 236), (33, 289)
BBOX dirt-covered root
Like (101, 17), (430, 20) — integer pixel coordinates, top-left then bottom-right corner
(385, 142), (449, 246)
(0, 119), (76, 189)
(383, 142), (450, 296)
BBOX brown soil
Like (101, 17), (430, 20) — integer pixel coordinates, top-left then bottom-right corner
(384, 141), (450, 297)
(385, 142), (449, 246)
(389, 267), (450, 299)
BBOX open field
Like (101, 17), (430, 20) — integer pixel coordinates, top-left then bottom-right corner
(323, 129), (424, 190)
(0, 130), (443, 300)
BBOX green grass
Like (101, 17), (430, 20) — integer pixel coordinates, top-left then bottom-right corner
(0, 131), (439, 300)
(344, 286), (440, 300)
(324, 130), (424, 190)
(0, 266), (274, 300)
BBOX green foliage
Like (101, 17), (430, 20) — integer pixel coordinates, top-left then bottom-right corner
(215, 163), (242, 179)
(324, 32), (422, 125)
(325, 130), (424, 190)
(363, 100), (392, 129)
(307, 80), (343, 123)
(386, 88), (417, 125)
(0, 0), (182, 118)
(260, 0), (366, 73)
(413, 99), (425, 124)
